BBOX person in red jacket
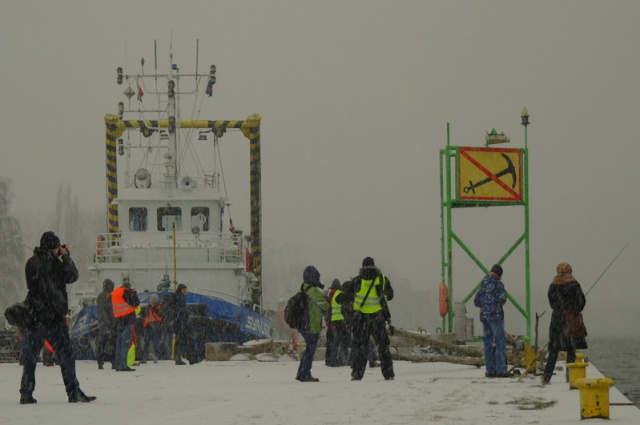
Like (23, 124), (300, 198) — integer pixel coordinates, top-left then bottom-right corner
(141, 294), (165, 363)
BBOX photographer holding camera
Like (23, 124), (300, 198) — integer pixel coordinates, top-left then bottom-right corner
(19, 231), (96, 404)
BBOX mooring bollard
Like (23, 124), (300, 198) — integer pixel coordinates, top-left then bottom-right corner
(524, 342), (537, 373)
(574, 377), (615, 420)
(566, 361), (589, 389)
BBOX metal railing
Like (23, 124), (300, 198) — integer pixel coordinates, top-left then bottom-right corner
(94, 232), (245, 266)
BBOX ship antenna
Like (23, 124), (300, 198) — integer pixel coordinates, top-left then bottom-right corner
(154, 39), (158, 87)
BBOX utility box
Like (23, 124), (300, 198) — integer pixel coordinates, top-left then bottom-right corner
(454, 302), (468, 344)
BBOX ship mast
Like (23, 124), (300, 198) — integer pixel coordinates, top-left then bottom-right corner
(104, 41), (264, 304)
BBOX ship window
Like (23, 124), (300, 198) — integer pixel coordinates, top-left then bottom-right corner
(129, 207), (148, 231)
(191, 207), (210, 232)
(157, 207), (182, 231)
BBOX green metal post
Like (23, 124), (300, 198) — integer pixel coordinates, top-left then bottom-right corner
(445, 124), (453, 333)
(522, 108), (531, 341)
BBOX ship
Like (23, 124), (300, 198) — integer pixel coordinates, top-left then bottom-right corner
(67, 42), (272, 360)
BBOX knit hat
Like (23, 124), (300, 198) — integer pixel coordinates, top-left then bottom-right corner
(103, 278), (115, 291)
(330, 279), (341, 290)
(362, 257), (375, 267)
(176, 283), (187, 292)
(490, 264), (503, 277)
(40, 231), (60, 250)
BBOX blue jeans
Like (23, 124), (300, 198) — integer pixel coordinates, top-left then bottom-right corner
(297, 332), (319, 379)
(20, 322), (80, 397)
(114, 323), (132, 370)
(482, 319), (507, 376)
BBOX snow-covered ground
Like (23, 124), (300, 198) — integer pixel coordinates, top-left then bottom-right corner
(1, 358), (638, 424)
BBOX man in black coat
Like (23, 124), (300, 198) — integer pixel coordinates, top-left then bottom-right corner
(20, 231), (96, 404)
(96, 278), (116, 369)
(342, 257), (395, 381)
(165, 283), (190, 365)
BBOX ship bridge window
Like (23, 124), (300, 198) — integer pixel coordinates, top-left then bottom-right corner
(191, 207), (210, 232)
(129, 207), (148, 231)
(157, 207), (182, 231)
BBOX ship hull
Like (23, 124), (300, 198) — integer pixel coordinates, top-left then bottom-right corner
(69, 290), (273, 360)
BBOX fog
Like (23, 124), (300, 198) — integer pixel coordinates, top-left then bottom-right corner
(1, 1), (638, 338)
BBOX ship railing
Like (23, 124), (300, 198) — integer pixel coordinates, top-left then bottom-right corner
(94, 232), (245, 265)
(194, 287), (272, 319)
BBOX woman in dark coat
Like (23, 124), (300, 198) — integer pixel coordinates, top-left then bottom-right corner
(542, 262), (586, 384)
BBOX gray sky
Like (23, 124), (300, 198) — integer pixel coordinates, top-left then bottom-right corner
(1, 1), (638, 337)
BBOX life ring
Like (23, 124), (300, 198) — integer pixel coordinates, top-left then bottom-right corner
(96, 235), (104, 257)
(439, 282), (449, 318)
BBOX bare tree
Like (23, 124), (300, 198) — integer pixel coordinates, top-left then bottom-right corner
(0, 177), (26, 312)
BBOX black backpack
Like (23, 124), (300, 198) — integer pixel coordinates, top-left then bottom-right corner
(4, 302), (35, 329)
(284, 286), (310, 330)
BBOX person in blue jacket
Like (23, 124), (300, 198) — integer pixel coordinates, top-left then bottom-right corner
(295, 266), (330, 382)
(474, 264), (509, 378)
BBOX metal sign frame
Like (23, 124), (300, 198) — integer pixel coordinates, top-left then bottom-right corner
(439, 122), (531, 342)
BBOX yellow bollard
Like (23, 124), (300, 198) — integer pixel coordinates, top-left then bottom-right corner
(566, 361), (589, 389)
(524, 343), (537, 373)
(575, 352), (586, 363)
(574, 377), (615, 420)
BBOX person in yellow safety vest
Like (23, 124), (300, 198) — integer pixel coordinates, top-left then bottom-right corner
(141, 295), (165, 363)
(324, 279), (340, 366)
(327, 280), (350, 367)
(345, 256), (395, 381)
(127, 307), (142, 367)
(111, 277), (140, 371)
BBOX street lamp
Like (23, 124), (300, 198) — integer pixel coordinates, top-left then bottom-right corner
(521, 107), (530, 149)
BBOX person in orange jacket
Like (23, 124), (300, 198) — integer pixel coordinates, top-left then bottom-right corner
(112, 277), (140, 371)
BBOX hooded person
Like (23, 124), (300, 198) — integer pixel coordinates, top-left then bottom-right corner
(295, 266), (330, 382)
(166, 283), (191, 365)
(346, 257), (395, 381)
(96, 278), (116, 369)
(542, 262), (587, 384)
(20, 231), (96, 404)
(141, 294), (165, 363)
(474, 264), (509, 378)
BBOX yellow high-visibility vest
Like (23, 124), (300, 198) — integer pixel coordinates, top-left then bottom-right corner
(353, 275), (385, 314)
(331, 290), (344, 322)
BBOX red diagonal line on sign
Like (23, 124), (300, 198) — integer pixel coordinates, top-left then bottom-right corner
(460, 150), (518, 199)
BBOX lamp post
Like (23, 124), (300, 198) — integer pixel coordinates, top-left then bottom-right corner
(521, 107), (530, 149)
